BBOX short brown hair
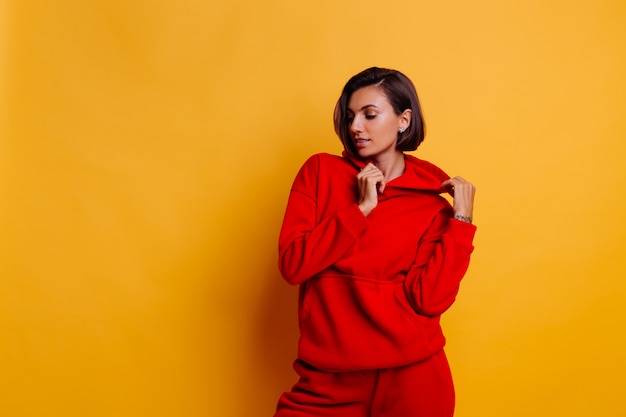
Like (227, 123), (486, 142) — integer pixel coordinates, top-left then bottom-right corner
(333, 67), (426, 156)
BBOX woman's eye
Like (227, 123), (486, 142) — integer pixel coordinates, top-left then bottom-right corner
(365, 114), (376, 120)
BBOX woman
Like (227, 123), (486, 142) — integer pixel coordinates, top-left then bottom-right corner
(274, 67), (476, 417)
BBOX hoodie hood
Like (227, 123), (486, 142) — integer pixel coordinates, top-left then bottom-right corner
(342, 151), (450, 195)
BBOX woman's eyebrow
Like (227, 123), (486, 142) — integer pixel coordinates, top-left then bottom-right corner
(348, 104), (381, 112)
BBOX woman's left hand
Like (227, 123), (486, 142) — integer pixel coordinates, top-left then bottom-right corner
(441, 176), (476, 222)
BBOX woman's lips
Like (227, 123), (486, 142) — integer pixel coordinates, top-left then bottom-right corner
(355, 138), (370, 148)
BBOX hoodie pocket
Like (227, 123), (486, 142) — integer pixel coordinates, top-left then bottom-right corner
(392, 284), (422, 326)
(298, 279), (317, 324)
(299, 275), (426, 347)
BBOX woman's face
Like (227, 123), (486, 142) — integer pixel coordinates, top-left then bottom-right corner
(347, 85), (410, 160)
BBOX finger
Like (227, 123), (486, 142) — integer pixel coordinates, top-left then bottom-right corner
(440, 179), (455, 196)
(442, 177), (474, 192)
(442, 177), (463, 186)
(441, 178), (458, 187)
(358, 165), (380, 180)
(364, 173), (385, 194)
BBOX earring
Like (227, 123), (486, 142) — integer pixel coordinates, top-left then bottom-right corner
(399, 128), (406, 134)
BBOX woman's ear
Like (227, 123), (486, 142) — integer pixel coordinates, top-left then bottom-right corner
(399, 109), (412, 130)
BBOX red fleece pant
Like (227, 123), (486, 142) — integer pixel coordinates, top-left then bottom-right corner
(274, 350), (455, 417)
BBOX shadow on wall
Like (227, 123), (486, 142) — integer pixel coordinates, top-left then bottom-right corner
(255, 265), (299, 396)
(246, 111), (334, 412)
(247, 149), (305, 412)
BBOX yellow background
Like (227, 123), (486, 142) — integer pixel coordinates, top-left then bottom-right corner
(2, 0), (625, 416)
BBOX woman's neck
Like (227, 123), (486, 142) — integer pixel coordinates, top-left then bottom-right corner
(371, 151), (405, 182)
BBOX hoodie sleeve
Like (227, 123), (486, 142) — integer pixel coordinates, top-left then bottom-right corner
(404, 209), (476, 316)
(278, 154), (369, 285)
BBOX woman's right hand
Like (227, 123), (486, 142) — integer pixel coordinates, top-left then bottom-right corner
(357, 163), (385, 216)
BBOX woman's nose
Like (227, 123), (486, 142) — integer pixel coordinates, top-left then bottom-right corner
(350, 116), (362, 133)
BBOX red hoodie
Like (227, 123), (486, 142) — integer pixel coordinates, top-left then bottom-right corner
(279, 152), (476, 371)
